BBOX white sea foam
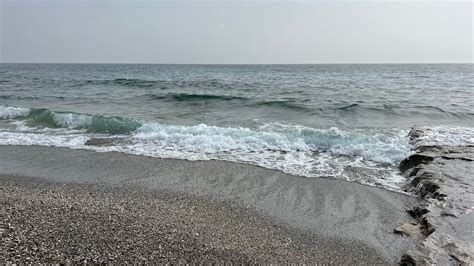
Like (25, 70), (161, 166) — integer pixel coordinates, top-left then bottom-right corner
(0, 120), (413, 190)
(259, 123), (411, 164)
(413, 126), (474, 147)
(134, 123), (310, 153)
(53, 112), (93, 129)
(0, 131), (89, 148)
(0, 106), (30, 119)
(133, 122), (410, 164)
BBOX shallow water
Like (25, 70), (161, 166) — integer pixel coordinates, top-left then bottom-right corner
(1, 63), (473, 190)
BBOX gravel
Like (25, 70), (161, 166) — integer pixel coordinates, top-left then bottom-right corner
(1, 176), (389, 264)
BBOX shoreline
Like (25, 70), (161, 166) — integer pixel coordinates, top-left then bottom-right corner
(1, 145), (419, 263)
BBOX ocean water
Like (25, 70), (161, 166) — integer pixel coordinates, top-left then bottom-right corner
(1, 63), (473, 190)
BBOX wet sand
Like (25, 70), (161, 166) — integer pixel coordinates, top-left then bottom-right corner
(0, 145), (419, 263)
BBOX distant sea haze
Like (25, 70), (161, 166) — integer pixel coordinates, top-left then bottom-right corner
(0, 63), (473, 191)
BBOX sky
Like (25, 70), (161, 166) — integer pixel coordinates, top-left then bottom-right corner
(0, 0), (472, 64)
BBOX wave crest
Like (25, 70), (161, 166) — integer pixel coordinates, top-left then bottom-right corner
(0, 106), (30, 119)
(146, 93), (247, 102)
(135, 122), (409, 164)
(0, 106), (410, 164)
(16, 108), (141, 134)
(0, 105), (421, 189)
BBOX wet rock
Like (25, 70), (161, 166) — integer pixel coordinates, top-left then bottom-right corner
(439, 211), (457, 218)
(400, 254), (417, 266)
(398, 127), (474, 265)
(444, 242), (470, 264)
(408, 128), (424, 143)
(403, 206), (435, 237)
(406, 206), (429, 219)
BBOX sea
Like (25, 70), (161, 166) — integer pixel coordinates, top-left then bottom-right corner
(1, 63), (473, 191)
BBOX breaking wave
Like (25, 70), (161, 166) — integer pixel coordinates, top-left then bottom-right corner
(0, 105), (410, 164)
(133, 122), (410, 164)
(0, 106), (30, 119)
(0, 105), (410, 163)
(0, 106), (141, 134)
(2, 105), (472, 189)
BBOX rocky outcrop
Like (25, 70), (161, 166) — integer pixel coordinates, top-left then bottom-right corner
(397, 127), (474, 265)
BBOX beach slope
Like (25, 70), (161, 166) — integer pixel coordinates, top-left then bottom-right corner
(0, 146), (418, 263)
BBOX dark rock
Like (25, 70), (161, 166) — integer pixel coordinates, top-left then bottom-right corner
(440, 212), (457, 218)
(408, 127), (424, 143)
(405, 206), (435, 237)
(399, 154), (434, 173)
(407, 207), (429, 219)
(400, 254), (417, 266)
(418, 217), (435, 236)
(398, 127), (474, 265)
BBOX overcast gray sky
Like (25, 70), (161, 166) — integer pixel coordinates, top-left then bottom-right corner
(0, 0), (472, 64)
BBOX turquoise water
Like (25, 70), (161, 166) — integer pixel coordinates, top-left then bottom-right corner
(1, 64), (473, 190)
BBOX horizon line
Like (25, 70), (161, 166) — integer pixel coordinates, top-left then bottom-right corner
(1, 62), (473, 65)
